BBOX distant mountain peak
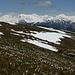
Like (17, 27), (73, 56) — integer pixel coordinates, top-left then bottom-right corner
(31, 13), (38, 16)
(57, 14), (66, 17)
(0, 13), (75, 31)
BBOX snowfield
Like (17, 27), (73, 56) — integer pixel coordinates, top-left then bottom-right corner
(10, 26), (71, 52)
(21, 39), (58, 52)
(31, 32), (71, 44)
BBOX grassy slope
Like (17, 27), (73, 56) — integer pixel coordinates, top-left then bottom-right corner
(0, 22), (75, 75)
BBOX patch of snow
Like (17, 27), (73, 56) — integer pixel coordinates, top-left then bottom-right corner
(11, 29), (71, 45)
(31, 32), (71, 44)
(11, 33), (20, 36)
(11, 29), (38, 35)
(7, 22), (16, 25)
(21, 38), (28, 42)
(11, 33), (25, 37)
(0, 32), (4, 35)
(11, 29), (25, 34)
(30, 31), (38, 34)
(38, 26), (66, 34)
(21, 39), (58, 52)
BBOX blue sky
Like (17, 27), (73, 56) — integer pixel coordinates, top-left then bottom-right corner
(0, 0), (75, 16)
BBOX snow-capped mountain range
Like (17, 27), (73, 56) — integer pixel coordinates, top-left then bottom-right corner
(0, 12), (53, 24)
(0, 12), (75, 31)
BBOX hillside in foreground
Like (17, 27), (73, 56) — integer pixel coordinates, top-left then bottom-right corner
(0, 22), (75, 75)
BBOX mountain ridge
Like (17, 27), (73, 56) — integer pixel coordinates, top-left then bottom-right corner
(0, 13), (75, 31)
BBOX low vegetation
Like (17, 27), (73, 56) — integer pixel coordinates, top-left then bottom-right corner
(0, 22), (75, 75)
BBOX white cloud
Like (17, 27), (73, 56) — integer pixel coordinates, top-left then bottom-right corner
(34, 1), (52, 7)
(22, 1), (52, 7)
